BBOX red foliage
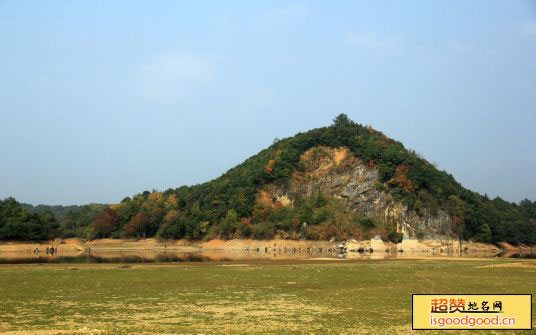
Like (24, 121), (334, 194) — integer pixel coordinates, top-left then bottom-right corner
(395, 164), (408, 174)
(124, 212), (149, 238)
(451, 215), (462, 226)
(396, 174), (414, 193)
(392, 164), (414, 193)
(369, 160), (375, 169)
(264, 159), (275, 176)
(91, 207), (119, 238)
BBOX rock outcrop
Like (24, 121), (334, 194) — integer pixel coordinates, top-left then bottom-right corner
(263, 146), (455, 239)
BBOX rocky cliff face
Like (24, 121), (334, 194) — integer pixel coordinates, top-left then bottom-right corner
(262, 146), (455, 239)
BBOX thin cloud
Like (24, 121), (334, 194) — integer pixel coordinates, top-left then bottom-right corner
(345, 31), (403, 49)
(133, 51), (214, 103)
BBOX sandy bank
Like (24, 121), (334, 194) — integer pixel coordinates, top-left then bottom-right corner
(200, 239), (338, 252)
(0, 238), (200, 254)
(0, 238), (530, 255)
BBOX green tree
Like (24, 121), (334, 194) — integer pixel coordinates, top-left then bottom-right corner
(218, 209), (239, 239)
(475, 224), (492, 243)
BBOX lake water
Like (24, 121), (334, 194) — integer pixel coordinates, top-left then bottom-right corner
(0, 249), (533, 264)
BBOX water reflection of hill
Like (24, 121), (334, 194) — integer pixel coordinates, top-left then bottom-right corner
(0, 252), (210, 264)
(0, 250), (342, 264)
(0, 249), (533, 264)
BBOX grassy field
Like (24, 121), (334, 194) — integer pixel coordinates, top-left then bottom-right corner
(0, 258), (534, 334)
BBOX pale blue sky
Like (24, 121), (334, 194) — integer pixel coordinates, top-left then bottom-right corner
(1, 1), (535, 205)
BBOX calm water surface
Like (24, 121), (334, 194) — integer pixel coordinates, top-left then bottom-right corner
(0, 249), (533, 264)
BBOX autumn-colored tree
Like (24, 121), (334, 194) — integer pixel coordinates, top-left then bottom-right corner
(141, 191), (164, 211)
(395, 164), (408, 174)
(91, 207), (119, 239)
(164, 194), (178, 209)
(391, 164), (414, 193)
(264, 159), (275, 176)
(396, 174), (415, 193)
(124, 212), (149, 238)
(147, 191), (163, 203)
(447, 195), (466, 243)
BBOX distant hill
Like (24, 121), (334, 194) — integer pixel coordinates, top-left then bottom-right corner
(2, 114), (535, 244)
(21, 203), (106, 219)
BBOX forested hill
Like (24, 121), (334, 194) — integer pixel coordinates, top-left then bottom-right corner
(20, 203), (107, 220)
(1, 114), (535, 244)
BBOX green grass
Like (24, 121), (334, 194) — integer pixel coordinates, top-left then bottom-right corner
(0, 259), (534, 334)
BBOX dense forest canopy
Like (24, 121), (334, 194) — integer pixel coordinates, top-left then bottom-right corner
(2, 115), (535, 244)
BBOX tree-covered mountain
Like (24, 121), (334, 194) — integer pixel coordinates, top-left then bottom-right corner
(2, 115), (535, 244)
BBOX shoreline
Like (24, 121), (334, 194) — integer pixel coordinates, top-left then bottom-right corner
(0, 238), (531, 255)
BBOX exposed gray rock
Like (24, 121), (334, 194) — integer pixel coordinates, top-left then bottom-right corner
(265, 146), (455, 239)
